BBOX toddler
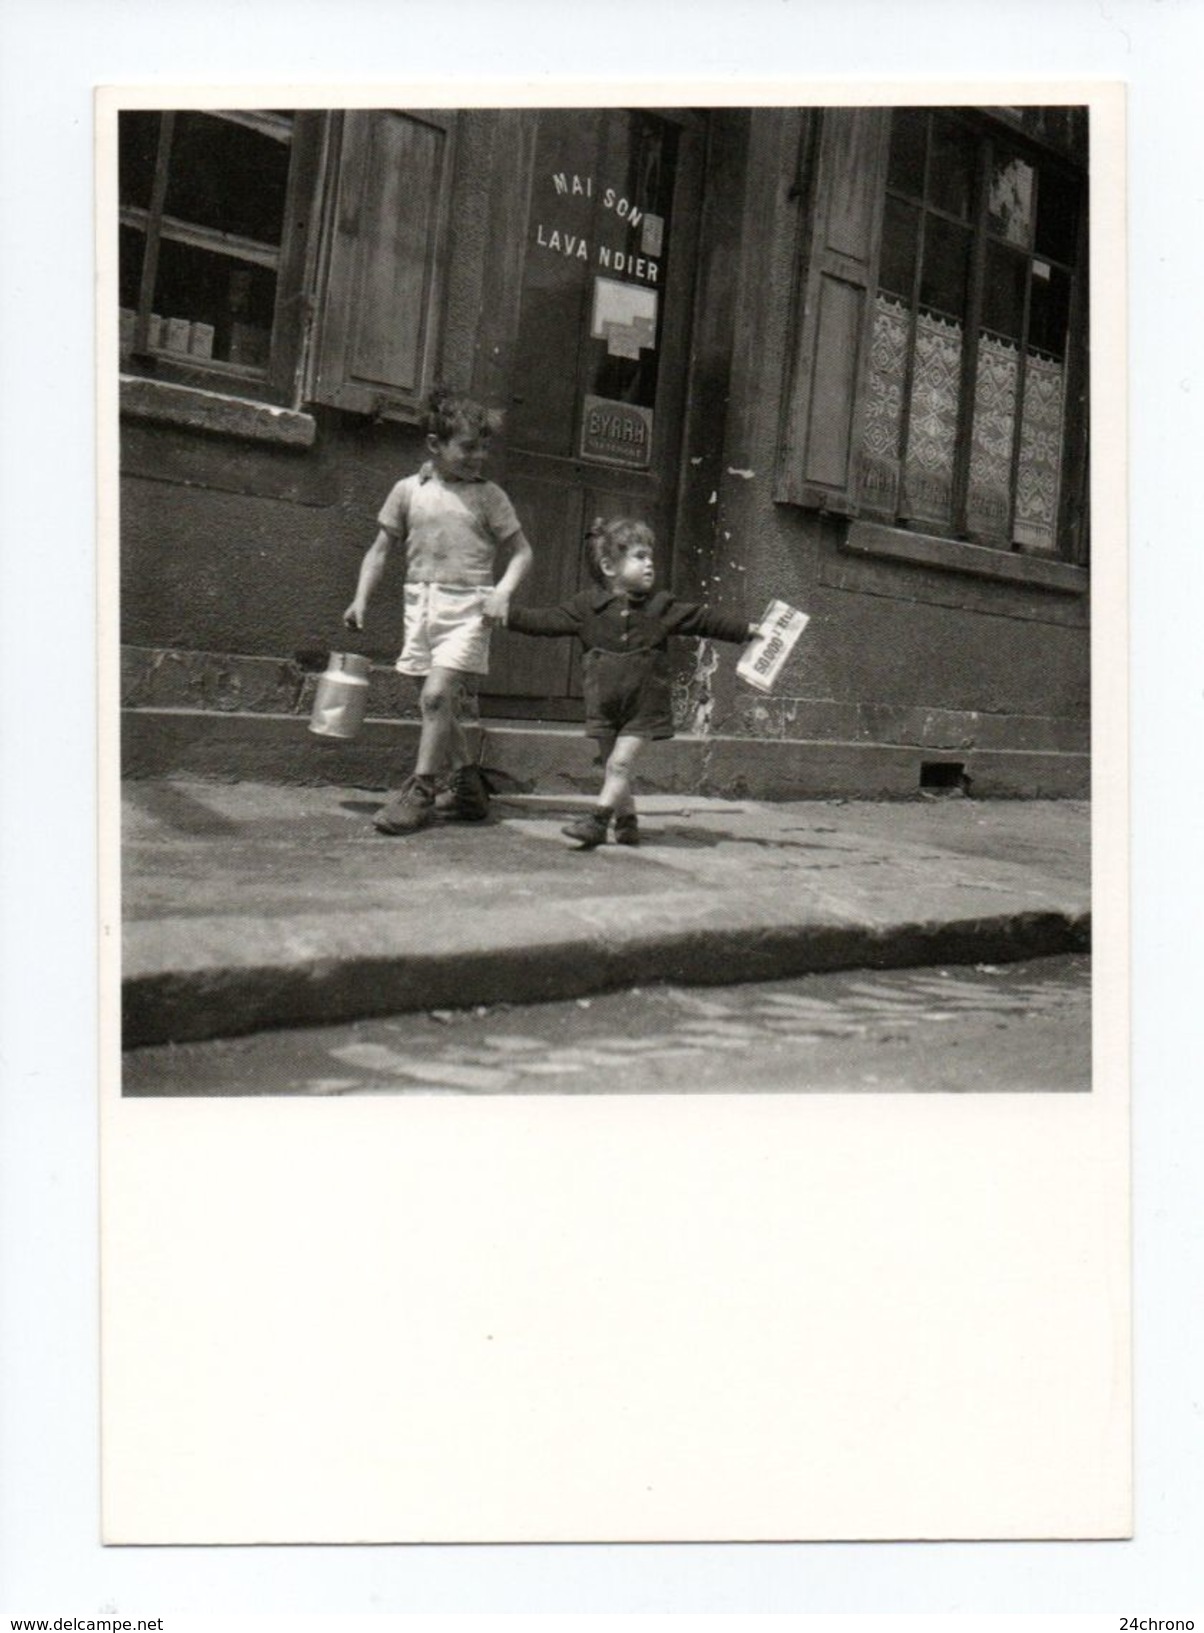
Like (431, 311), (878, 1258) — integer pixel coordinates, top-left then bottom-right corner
(505, 517), (760, 848)
(344, 389), (534, 834)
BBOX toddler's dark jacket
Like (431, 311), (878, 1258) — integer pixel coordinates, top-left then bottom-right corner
(507, 587), (750, 741)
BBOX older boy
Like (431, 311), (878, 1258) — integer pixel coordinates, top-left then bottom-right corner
(345, 389), (534, 833)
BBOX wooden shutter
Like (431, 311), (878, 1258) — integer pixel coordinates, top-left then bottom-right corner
(309, 110), (454, 418)
(776, 108), (891, 512)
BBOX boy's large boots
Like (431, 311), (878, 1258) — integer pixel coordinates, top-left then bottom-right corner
(613, 812), (640, 846)
(375, 773), (437, 834)
(435, 763), (490, 822)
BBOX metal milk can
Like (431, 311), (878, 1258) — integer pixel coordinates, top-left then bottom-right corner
(308, 651), (372, 740)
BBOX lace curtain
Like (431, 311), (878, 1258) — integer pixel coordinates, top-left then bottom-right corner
(860, 293), (1065, 550)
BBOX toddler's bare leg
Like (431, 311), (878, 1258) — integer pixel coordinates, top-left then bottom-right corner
(561, 733), (645, 848)
(599, 733), (644, 816)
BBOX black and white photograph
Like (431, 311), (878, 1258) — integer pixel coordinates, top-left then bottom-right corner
(114, 101), (1096, 1103)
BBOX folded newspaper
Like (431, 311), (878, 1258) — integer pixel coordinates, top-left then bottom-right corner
(737, 599), (810, 692)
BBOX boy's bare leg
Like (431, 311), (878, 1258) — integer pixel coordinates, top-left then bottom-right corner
(445, 696), (471, 774)
(414, 667), (467, 778)
(412, 668), (493, 821)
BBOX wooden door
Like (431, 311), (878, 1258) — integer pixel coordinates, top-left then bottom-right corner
(479, 109), (705, 714)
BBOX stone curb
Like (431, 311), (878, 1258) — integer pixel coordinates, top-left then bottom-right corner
(124, 906), (1091, 1048)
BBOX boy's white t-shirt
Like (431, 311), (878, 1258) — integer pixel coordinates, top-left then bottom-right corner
(378, 464), (521, 586)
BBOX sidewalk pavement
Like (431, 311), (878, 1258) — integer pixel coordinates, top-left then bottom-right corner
(121, 779), (1091, 1047)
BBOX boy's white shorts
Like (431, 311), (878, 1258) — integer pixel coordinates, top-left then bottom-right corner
(396, 582), (491, 677)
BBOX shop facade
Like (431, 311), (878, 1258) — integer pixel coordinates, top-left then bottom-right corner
(118, 103), (1090, 796)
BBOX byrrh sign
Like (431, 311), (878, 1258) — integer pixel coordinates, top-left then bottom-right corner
(580, 395), (653, 469)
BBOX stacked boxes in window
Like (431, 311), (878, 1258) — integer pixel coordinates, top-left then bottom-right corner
(188, 322), (215, 359)
(162, 316), (192, 354)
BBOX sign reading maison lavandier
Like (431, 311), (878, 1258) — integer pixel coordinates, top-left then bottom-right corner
(532, 172), (663, 287)
(581, 395), (653, 469)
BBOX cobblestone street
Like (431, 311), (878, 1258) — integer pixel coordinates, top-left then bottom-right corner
(125, 952), (1090, 1096)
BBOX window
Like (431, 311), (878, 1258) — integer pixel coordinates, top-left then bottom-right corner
(862, 110), (1086, 554)
(118, 110), (322, 404)
(778, 107), (1088, 566)
(118, 108), (455, 424)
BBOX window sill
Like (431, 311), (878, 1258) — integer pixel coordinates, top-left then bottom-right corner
(119, 375), (317, 449)
(843, 520), (1087, 594)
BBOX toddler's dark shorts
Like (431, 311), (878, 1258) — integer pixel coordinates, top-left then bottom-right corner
(582, 647), (675, 741)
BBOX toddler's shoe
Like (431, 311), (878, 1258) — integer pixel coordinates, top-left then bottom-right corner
(561, 806), (613, 849)
(375, 774), (437, 834)
(434, 763), (490, 822)
(613, 812), (640, 847)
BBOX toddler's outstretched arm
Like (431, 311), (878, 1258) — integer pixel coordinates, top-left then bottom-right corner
(659, 597), (755, 646)
(505, 597), (585, 637)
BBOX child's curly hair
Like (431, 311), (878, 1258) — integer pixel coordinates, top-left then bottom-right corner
(423, 386), (503, 443)
(583, 516), (656, 587)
